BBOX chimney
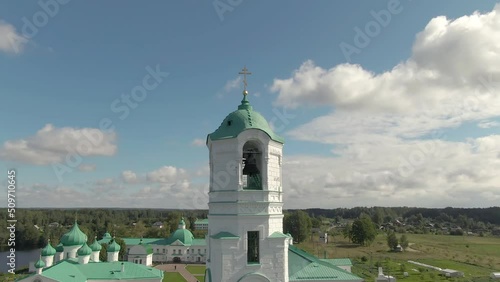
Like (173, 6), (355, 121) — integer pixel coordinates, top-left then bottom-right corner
(121, 262), (125, 273)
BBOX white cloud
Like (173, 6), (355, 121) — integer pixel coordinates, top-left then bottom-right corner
(195, 164), (210, 177)
(0, 20), (28, 54)
(95, 178), (114, 185)
(478, 120), (500, 129)
(270, 5), (500, 143)
(147, 166), (187, 183)
(281, 135), (500, 208)
(270, 5), (500, 208)
(271, 5), (500, 134)
(224, 76), (242, 92)
(191, 138), (205, 147)
(0, 124), (117, 165)
(217, 76), (242, 98)
(121, 170), (138, 183)
(78, 164), (96, 172)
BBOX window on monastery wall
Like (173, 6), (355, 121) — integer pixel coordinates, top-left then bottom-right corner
(247, 231), (260, 263)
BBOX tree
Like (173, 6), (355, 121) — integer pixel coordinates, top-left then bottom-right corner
(386, 231), (398, 250)
(115, 238), (127, 261)
(400, 234), (409, 250)
(311, 217), (322, 229)
(372, 208), (384, 226)
(283, 210), (312, 243)
(145, 225), (170, 238)
(193, 229), (208, 239)
(99, 243), (108, 262)
(342, 223), (353, 242)
(351, 215), (377, 246)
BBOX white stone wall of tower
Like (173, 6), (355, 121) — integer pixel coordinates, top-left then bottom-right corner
(91, 251), (100, 262)
(208, 235), (289, 282)
(107, 251), (119, 262)
(207, 128), (288, 282)
(41, 255), (54, 268)
(79, 254), (90, 264)
(55, 251), (63, 262)
(62, 245), (80, 259)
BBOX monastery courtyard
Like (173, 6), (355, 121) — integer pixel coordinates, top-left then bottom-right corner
(155, 263), (205, 282)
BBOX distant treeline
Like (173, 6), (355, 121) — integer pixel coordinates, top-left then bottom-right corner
(301, 206), (500, 225)
(0, 209), (208, 251)
(1, 207), (499, 251)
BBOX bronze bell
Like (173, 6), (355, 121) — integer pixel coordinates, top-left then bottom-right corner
(243, 154), (260, 176)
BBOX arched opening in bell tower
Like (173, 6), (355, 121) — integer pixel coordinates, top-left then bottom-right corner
(242, 140), (262, 190)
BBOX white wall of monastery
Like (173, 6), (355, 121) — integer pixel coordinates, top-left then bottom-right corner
(207, 128), (288, 282)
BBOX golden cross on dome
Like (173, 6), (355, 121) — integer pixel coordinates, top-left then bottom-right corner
(238, 66), (252, 92)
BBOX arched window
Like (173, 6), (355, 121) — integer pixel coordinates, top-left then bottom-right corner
(242, 141), (262, 190)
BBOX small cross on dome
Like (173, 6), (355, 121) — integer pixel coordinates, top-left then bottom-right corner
(238, 66), (252, 95)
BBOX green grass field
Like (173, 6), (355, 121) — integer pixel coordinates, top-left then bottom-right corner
(186, 265), (206, 275)
(296, 233), (500, 281)
(186, 265), (206, 282)
(163, 272), (187, 282)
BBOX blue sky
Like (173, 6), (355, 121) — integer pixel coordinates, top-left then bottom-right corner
(1, 1), (499, 209)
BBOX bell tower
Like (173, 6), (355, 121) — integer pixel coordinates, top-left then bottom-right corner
(205, 68), (291, 282)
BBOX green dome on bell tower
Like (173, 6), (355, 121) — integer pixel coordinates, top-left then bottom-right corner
(207, 69), (284, 144)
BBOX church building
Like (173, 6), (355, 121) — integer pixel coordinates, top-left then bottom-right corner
(18, 221), (163, 282)
(99, 218), (207, 265)
(203, 67), (362, 282)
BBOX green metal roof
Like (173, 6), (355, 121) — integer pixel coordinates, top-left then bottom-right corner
(210, 232), (239, 239)
(120, 237), (206, 247)
(321, 258), (353, 266)
(107, 239), (121, 252)
(77, 243), (92, 256)
(167, 228), (194, 245)
(140, 243), (154, 255)
(121, 237), (164, 245)
(55, 243), (64, 252)
(269, 231), (291, 238)
(33, 260), (163, 281)
(89, 237), (102, 252)
(41, 241), (56, 256)
(34, 258), (45, 268)
(195, 218), (209, 224)
(288, 246), (362, 281)
(207, 94), (284, 143)
(60, 221), (87, 247)
(192, 238), (206, 245)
